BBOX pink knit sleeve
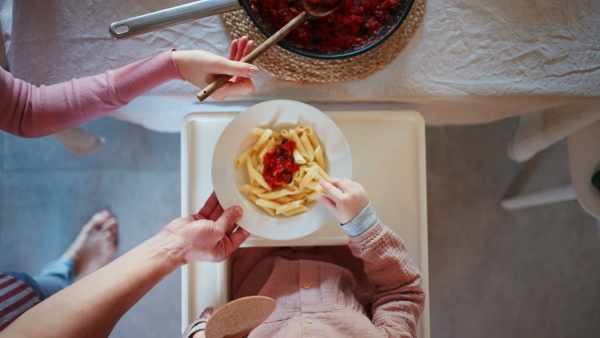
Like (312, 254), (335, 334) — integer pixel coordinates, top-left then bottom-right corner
(349, 221), (426, 338)
(0, 50), (182, 138)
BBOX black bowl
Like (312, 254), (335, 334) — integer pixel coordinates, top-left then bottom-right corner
(240, 0), (415, 60)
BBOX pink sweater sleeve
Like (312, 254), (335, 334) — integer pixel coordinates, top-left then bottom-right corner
(349, 221), (426, 338)
(0, 50), (182, 138)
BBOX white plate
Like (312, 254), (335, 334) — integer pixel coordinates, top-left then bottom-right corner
(212, 100), (352, 240)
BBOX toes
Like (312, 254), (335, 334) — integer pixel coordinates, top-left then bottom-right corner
(87, 210), (111, 228)
(100, 217), (117, 231)
(104, 230), (118, 248)
(101, 217), (119, 247)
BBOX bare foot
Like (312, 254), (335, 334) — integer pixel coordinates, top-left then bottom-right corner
(61, 210), (118, 280)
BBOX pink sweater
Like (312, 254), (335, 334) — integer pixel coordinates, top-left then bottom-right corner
(0, 50), (182, 138)
(185, 221), (425, 337)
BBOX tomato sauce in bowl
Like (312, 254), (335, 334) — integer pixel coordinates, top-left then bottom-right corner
(248, 0), (406, 54)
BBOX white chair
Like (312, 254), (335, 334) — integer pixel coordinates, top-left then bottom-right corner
(502, 116), (600, 224)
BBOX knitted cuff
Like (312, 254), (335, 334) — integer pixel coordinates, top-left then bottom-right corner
(340, 202), (378, 237)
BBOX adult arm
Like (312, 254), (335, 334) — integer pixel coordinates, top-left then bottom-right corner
(0, 37), (257, 138)
(318, 179), (425, 338)
(0, 193), (250, 338)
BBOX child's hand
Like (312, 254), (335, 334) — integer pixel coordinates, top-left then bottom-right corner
(316, 179), (369, 224)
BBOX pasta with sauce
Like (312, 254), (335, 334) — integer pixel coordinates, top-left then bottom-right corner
(237, 125), (329, 217)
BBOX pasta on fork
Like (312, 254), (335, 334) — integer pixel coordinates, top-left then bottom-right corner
(237, 125), (329, 217)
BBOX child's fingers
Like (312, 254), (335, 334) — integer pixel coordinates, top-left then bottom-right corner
(319, 180), (344, 201)
(329, 178), (357, 193)
(316, 195), (337, 213)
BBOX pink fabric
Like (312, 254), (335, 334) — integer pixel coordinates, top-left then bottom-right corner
(226, 221), (425, 337)
(0, 50), (182, 138)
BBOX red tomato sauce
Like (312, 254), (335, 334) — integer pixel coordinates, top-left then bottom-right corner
(262, 139), (300, 188)
(248, 0), (402, 53)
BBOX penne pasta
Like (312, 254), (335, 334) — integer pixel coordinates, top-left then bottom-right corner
(306, 181), (326, 193)
(238, 125), (328, 217)
(259, 137), (275, 159)
(314, 145), (325, 169)
(246, 157), (272, 191)
(273, 196), (295, 204)
(306, 127), (322, 150)
(236, 146), (253, 167)
(240, 184), (266, 195)
(293, 149), (306, 164)
(256, 199), (282, 210)
(299, 166), (319, 189)
(306, 190), (324, 203)
(288, 129), (307, 158)
(275, 200), (304, 215)
(258, 188), (296, 200)
(299, 132), (315, 161)
(253, 128), (273, 151)
(282, 205), (310, 217)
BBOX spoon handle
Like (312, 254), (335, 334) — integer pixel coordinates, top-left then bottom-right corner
(197, 11), (309, 102)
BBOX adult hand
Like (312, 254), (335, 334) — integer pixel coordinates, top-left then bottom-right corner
(161, 192), (250, 264)
(317, 179), (370, 224)
(172, 36), (259, 101)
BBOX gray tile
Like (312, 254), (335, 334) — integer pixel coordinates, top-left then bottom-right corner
(426, 119), (600, 338)
(0, 170), (181, 337)
(2, 117), (180, 170)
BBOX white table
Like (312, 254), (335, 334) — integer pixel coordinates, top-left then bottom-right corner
(181, 108), (430, 337)
(2, 0), (598, 132)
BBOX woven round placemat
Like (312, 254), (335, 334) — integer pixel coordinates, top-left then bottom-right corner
(222, 0), (425, 83)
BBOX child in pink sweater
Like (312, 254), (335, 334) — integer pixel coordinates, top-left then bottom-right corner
(185, 179), (426, 338)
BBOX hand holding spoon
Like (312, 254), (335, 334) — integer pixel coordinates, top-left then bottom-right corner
(197, 0), (343, 102)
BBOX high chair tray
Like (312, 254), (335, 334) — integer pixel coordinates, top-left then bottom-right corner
(181, 110), (430, 337)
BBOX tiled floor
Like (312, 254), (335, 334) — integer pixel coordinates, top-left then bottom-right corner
(1, 115), (599, 337)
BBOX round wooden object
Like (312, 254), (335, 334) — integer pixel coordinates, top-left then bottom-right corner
(204, 296), (276, 338)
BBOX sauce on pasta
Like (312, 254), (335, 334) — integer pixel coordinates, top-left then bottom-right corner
(262, 139), (300, 188)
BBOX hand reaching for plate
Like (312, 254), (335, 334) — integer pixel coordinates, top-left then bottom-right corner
(160, 192), (250, 263)
(317, 179), (369, 224)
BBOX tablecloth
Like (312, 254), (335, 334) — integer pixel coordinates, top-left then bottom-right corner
(1, 0), (599, 132)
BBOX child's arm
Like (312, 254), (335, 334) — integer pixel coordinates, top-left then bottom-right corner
(318, 179), (425, 338)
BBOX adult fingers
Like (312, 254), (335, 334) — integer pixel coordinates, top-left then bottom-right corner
(241, 39), (254, 59)
(212, 79), (255, 102)
(228, 227), (251, 249)
(319, 180), (344, 201)
(234, 36), (249, 61)
(208, 203), (224, 222)
(213, 57), (260, 79)
(215, 206), (243, 233)
(196, 192), (219, 219)
(228, 39), (239, 61)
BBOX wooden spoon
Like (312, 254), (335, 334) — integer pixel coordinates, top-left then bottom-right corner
(196, 0), (343, 102)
